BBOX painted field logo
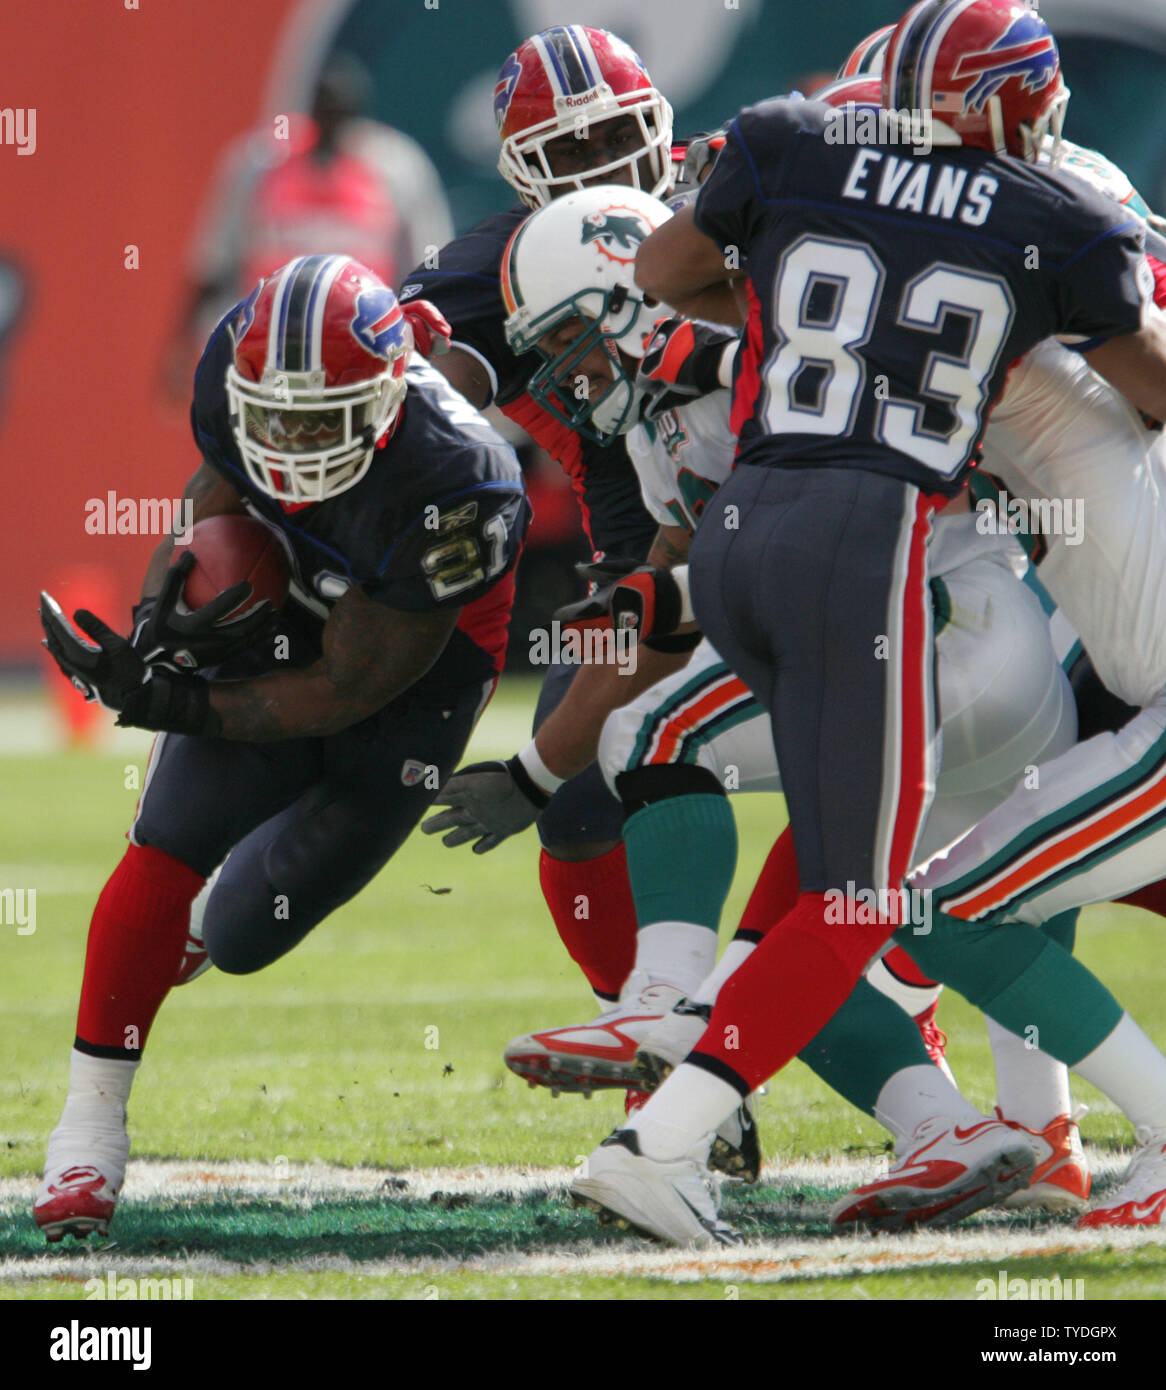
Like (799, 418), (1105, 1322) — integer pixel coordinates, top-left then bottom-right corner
(977, 1269), (1085, 1300)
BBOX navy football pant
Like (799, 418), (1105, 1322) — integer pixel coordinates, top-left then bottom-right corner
(688, 465), (939, 896)
(131, 681), (490, 973)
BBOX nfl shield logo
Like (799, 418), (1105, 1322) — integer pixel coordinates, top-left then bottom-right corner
(401, 759), (430, 788)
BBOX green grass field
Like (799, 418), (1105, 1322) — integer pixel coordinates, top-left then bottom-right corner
(2, 680), (1165, 1302)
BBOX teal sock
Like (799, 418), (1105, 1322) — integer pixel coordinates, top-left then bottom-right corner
(623, 793), (737, 929)
(798, 976), (933, 1117)
(899, 912), (1122, 1065)
(1042, 907), (1078, 952)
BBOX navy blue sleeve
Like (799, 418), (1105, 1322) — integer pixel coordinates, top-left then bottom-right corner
(365, 483), (530, 612)
(398, 211), (529, 405)
(1057, 214), (1150, 345)
(693, 100), (797, 255)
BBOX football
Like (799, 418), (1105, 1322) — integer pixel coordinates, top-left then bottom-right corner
(175, 515), (290, 621)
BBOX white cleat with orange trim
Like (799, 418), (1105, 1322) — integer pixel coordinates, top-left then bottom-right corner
(1077, 1126), (1166, 1228)
(504, 984), (685, 1095)
(830, 1115), (1035, 1231)
(999, 1107), (1091, 1213)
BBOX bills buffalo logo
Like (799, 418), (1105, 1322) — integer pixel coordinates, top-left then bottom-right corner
(951, 13), (1058, 113)
(494, 52), (523, 131)
(581, 208), (652, 265)
(351, 286), (409, 360)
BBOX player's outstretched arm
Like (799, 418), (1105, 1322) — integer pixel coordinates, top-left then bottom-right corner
(1082, 310), (1166, 424)
(207, 587), (459, 741)
(634, 205), (745, 324)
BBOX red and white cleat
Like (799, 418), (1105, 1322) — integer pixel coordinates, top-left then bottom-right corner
(1077, 1126), (1166, 1228)
(504, 984), (685, 1095)
(35, 1165), (121, 1242)
(830, 1115), (1035, 1232)
(34, 1097), (130, 1242)
(999, 1107), (1091, 1213)
(913, 1000), (955, 1085)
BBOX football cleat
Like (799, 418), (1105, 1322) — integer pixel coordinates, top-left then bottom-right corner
(504, 984), (685, 1094)
(830, 1115), (1035, 1232)
(34, 1097), (130, 1242)
(571, 1128), (743, 1247)
(633, 996), (711, 1091)
(914, 999), (956, 1085)
(633, 1000), (763, 1183)
(1077, 1125), (1166, 1228)
(999, 1107), (1091, 1213)
(712, 1094), (762, 1185)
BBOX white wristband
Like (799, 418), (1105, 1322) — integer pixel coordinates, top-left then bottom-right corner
(671, 564), (695, 625)
(716, 339), (739, 389)
(517, 739), (567, 796)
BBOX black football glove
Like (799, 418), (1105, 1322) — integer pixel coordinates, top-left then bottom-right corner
(421, 758), (551, 854)
(41, 592), (221, 737)
(553, 565), (684, 640)
(131, 550), (277, 671)
(637, 317), (738, 422)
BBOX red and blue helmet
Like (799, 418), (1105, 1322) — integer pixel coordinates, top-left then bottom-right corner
(883, 0), (1069, 163)
(226, 254), (412, 504)
(494, 25), (673, 209)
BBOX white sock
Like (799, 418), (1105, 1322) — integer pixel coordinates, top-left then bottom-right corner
(874, 1064), (982, 1144)
(691, 938), (756, 1006)
(986, 1016), (1072, 1131)
(867, 957), (942, 1018)
(65, 1048), (138, 1109)
(626, 1062), (741, 1159)
(623, 922), (718, 1001)
(1075, 1013), (1166, 1133)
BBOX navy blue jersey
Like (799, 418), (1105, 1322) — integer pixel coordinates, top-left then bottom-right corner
(399, 207), (658, 562)
(191, 313), (530, 695)
(695, 98), (1151, 496)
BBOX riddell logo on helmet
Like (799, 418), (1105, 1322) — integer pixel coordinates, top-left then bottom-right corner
(563, 91), (600, 108)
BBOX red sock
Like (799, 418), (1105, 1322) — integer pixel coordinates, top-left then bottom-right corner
(1119, 878), (1166, 919)
(735, 826), (800, 939)
(881, 943), (938, 988)
(693, 892), (892, 1091)
(75, 844), (205, 1056)
(539, 845), (637, 1001)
